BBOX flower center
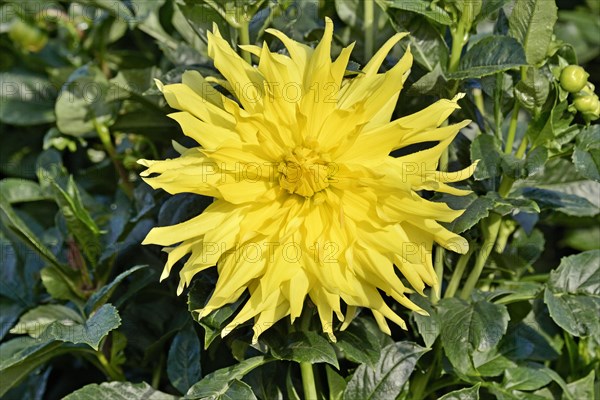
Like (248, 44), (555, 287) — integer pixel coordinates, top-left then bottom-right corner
(278, 145), (331, 197)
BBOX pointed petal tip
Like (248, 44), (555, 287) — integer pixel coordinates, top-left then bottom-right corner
(221, 325), (234, 339)
(326, 330), (337, 343)
(153, 79), (164, 92)
(159, 270), (169, 282)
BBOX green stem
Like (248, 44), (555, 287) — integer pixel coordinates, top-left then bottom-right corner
(97, 351), (124, 381)
(432, 247), (444, 303)
(498, 175), (514, 198)
(236, 6), (251, 64)
(459, 127), (529, 300)
(460, 213), (502, 300)
(504, 101), (520, 154)
(515, 135), (529, 159)
(300, 362), (317, 400)
(494, 73), (504, 139)
(298, 306), (317, 400)
(473, 87), (486, 121)
(449, 23), (466, 73)
(444, 246), (474, 299)
(432, 122), (450, 303)
(67, 238), (94, 290)
(152, 351), (165, 389)
(410, 365), (434, 400)
(363, 0), (374, 60)
(238, 22), (251, 64)
(93, 120), (134, 199)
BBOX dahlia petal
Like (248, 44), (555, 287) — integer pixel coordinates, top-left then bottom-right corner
(207, 28), (265, 112)
(340, 305), (357, 331)
(217, 181), (275, 204)
(362, 32), (409, 75)
(264, 28), (313, 72)
(181, 70), (224, 107)
(252, 299), (289, 343)
(281, 269), (311, 322)
(142, 201), (238, 246)
(168, 112), (240, 149)
(162, 83), (235, 128)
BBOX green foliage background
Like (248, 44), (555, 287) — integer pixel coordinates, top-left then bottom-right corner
(0, 0), (599, 399)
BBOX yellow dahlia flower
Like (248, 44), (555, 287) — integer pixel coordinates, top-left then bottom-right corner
(140, 18), (475, 342)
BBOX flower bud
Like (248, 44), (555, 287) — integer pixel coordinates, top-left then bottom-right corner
(560, 65), (589, 93)
(8, 20), (48, 53)
(574, 94), (600, 122)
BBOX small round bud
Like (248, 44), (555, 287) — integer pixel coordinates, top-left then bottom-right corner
(560, 65), (589, 93)
(8, 20), (48, 52)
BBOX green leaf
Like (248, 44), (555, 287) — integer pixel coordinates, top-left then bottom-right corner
(563, 226), (600, 251)
(244, 363), (284, 400)
(55, 65), (120, 137)
(503, 363), (553, 391)
(0, 299), (24, 341)
(0, 193), (63, 269)
(499, 307), (561, 362)
(0, 337), (68, 397)
(0, 179), (50, 203)
(518, 187), (598, 217)
(573, 125), (600, 182)
(477, 0), (511, 25)
(563, 371), (595, 400)
(85, 265), (148, 314)
(509, 0), (558, 65)
(40, 265), (84, 302)
(206, 380), (257, 400)
(50, 176), (101, 267)
(496, 228), (544, 271)
(326, 365), (347, 400)
(188, 277), (247, 348)
(343, 342), (427, 400)
(442, 193), (495, 233)
(185, 356), (270, 399)
(405, 64), (448, 96)
(471, 134), (503, 180)
(438, 384), (481, 400)
(272, 0), (322, 42)
(449, 36), (526, 79)
(525, 101), (574, 149)
(386, 0), (453, 25)
(389, 16), (448, 72)
(486, 382), (551, 399)
(62, 381), (177, 399)
(0, 72), (56, 125)
(411, 295), (440, 348)
(10, 304), (84, 338)
(335, 319), (382, 367)
(544, 250), (600, 341)
(43, 304), (121, 350)
(176, 0), (230, 45)
(515, 157), (600, 215)
(515, 67), (551, 115)
(269, 331), (339, 368)
(167, 324), (202, 394)
(439, 298), (510, 375)
(489, 195), (540, 216)
(1, 363), (52, 400)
